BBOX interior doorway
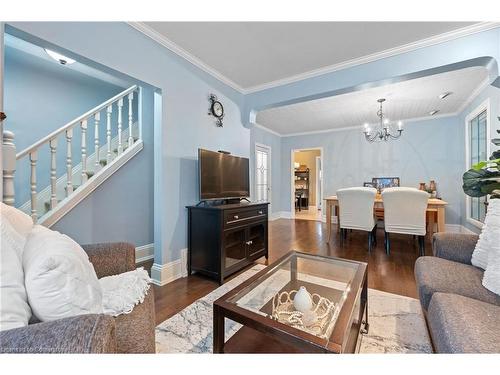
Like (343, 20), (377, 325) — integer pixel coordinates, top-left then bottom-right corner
(291, 147), (323, 221)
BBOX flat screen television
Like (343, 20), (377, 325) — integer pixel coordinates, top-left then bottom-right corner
(199, 148), (250, 201)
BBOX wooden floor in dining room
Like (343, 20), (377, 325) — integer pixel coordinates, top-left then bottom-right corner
(147, 218), (429, 325)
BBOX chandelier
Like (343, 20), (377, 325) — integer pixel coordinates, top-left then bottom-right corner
(363, 98), (403, 142)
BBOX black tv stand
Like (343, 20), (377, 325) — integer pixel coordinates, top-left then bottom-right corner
(196, 197), (252, 207)
(187, 201), (269, 284)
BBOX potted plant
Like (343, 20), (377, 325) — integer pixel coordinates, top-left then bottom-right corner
(462, 126), (500, 200)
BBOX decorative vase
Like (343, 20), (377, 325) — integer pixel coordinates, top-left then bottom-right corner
(293, 286), (313, 313)
(429, 180), (437, 192)
(419, 182), (427, 191)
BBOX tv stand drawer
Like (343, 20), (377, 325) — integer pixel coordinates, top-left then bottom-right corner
(224, 206), (267, 226)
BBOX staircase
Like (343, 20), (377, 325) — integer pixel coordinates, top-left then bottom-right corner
(2, 85), (144, 227)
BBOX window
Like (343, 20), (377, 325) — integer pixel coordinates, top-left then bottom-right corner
(466, 102), (489, 226)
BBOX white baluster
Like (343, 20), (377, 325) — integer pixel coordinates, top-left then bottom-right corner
(66, 129), (73, 196)
(29, 151), (38, 223)
(94, 112), (100, 171)
(2, 130), (16, 206)
(106, 105), (112, 163)
(128, 92), (134, 148)
(81, 119), (88, 184)
(49, 138), (58, 209)
(117, 98), (123, 155)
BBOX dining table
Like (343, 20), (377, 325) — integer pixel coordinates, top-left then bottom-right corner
(324, 195), (448, 243)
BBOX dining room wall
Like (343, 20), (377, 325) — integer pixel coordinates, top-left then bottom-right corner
(279, 115), (464, 225)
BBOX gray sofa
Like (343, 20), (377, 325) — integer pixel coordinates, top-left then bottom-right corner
(415, 233), (500, 353)
(0, 243), (156, 354)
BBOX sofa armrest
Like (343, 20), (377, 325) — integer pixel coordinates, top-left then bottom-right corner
(82, 242), (136, 278)
(432, 233), (479, 265)
(0, 315), (116, 353)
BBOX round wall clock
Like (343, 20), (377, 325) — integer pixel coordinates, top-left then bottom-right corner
(208, 94), (224, 127)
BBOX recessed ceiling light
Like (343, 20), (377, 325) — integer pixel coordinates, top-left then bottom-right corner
(438, 92), (452, 100)
(429, 110), (440, 116)
(45, 49), (76, 65)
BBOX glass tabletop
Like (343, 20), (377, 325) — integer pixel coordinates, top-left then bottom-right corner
(227, 252), (361, 340)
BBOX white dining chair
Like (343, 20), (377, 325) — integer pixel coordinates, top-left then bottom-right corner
(336, 187), (377, 252)
(381, 187), (429, 256)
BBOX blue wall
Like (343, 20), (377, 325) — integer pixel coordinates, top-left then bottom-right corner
(4, 43), (131, 205)
(8, 22), (500, 268)
(8, 22), (249, 265)
(277, 117), (464, 225)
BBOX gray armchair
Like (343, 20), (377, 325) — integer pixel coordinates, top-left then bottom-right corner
(0, 243), (156, 354)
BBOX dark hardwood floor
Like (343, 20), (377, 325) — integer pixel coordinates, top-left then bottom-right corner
(147, 218), (429, 325)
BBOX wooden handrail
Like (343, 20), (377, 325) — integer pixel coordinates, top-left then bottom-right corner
(16, 85), (137, 159)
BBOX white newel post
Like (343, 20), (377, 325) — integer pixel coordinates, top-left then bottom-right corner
(2, 130), (16, 206)
(106, 105), (112, 163)
(117, 98), (123, 155)
(29, 151), (38, 223)
(49, 138), (58, 209)
(128, 92), (134, 148)
(94, 112), (100, 171)
(81, 119), (88, 184)
(65, 129), (73, 196)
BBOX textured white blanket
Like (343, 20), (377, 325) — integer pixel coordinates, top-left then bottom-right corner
(100, 267), (151, 316)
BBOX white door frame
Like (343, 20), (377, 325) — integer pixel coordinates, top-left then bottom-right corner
(0, 22), (5, 200)
(290, 147), (324, 219)
(255, 142), (272, 213)
(315, 156), (322, 210)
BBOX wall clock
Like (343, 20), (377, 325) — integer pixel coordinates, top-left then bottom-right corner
(208, 94), (224, 127)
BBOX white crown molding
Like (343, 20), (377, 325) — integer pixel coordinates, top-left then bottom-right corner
(129, 22), (498, 95)
(127, 22), (245, 93)
(456, 77), (491, 114)
(243, 22), (500, 93)
(253, 122), (282, 137)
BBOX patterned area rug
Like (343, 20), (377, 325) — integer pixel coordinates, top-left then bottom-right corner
(155, 265), (432, 353)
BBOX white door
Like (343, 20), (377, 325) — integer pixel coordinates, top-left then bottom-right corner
(255, 144), (271, 208)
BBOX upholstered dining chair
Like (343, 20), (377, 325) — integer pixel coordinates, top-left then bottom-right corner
(381, 187), (429, 256)
(336, 187), (377, 252)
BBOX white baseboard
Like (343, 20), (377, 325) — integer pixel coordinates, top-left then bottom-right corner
(269, 211), (294, 220)
(135, 243), (154, 264)
(150, 248), (188, 286)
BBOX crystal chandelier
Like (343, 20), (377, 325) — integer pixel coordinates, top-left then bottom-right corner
(363, 98), (403, 142)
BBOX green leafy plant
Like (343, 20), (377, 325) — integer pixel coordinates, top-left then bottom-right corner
(462, 126), (500, 199)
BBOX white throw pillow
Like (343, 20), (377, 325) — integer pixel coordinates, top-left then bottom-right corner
(482, 200), (500, 295)
(471, 199), (500, 269)
(23, 225), (103, 321)
(0, 213), (32, 331)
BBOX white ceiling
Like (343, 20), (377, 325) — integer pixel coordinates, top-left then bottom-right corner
(142, 22), (481, 90)
(256, 66), (488, 135)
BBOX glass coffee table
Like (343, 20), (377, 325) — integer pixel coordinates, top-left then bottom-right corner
(213, 251), (368, 353)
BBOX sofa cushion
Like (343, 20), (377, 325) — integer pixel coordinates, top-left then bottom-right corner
(428, 293), (500, 353)
(0, 215), (32, 331)
(415, 256), (500, 311)
(23, 225), (103, 322)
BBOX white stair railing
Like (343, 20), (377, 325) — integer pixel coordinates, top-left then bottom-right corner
(2, 85), (139, 222)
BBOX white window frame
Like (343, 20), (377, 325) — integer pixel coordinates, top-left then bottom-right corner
(254, 143), (272, 212)
(464, 98), (491, 229)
